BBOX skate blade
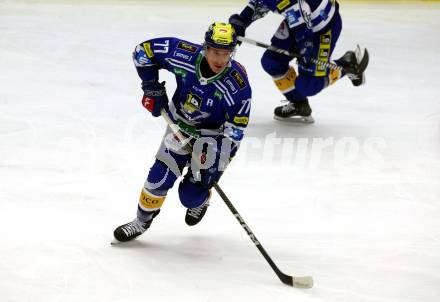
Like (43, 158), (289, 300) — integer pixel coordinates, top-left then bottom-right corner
(111, 238), (122, 245)
(274, 115), (315, 124)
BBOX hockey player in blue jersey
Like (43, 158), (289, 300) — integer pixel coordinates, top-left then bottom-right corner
(229, 0), (368, 122)
(113, 23), (252, 243)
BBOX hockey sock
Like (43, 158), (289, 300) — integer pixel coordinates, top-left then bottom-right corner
(273, 66), (297, 94)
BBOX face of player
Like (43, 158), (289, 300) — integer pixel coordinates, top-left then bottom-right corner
(205, 47), (233, 74)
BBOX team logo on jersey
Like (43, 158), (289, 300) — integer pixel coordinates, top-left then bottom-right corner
(177, 42), (197, 53)
(231, 70), (246, 89)
(181, 92), (211, 122)
(183, 92), (202, 114)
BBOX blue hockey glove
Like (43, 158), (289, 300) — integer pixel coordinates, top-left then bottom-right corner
(200, 158), (224, 189)
(199, 137), (235, 189)
(297, 40), (315, 68)
(141, 81), (169, 117)
(229, 14), (248, 44)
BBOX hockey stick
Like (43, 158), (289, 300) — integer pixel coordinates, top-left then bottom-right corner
(160, 109), (313, 288)
(237, 36), (343, 71)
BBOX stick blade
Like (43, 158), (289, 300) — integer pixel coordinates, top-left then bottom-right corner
(292, 276), (314, 289)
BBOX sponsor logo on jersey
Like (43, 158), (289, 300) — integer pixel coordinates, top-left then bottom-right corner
(320, 34), (331, 45)
(225, 79), (237, 94)
(174, 68), (188, 78)
(142, 42), (154, 58)
(177, 42), (197, 53)
(192, 86), (205, 95)
(134, 45), (152, 66)
(276, 0), (291, 12)
(233, 116), (249, 126)
(319, 48), (329, 60)
(315, 30), (332, 77)
(231, 70), (246, 89)
(214, 89), (223, 100)
(229, 127), (244, 141)
(177, 119), (200, 139)
(174, 52), (191, 60)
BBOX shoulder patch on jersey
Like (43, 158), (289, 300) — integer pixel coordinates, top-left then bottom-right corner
(177, 41), (197, 53)
(142, 42), (154, 58)
(231, 70), (246, 90)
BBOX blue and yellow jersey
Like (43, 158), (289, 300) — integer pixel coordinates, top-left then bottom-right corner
(133, 37), (252, 146)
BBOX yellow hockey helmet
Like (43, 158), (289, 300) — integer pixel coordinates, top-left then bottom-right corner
(204, 22), (237, 50)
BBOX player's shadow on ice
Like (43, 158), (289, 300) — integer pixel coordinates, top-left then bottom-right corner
(246, 120), (371, 139)
(110, 234), (266, 263)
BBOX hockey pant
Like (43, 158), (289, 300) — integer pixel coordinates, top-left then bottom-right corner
(137, 126), (211, 221)
(260, 13), (343, 101)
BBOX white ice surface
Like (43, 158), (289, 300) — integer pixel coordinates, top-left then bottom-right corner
(1, 1), (440, 301)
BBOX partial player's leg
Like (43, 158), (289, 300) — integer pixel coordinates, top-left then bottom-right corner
(113, 160), (180, 242)
(333, 46), (369, 86)
(320, 14), (369, 87)
(261, 21), (314, 122)
(178, 172), (212, 226)
(113, 128), (190, 243)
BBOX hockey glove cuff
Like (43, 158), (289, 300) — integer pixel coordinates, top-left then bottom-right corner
(141, 81), (169, 117)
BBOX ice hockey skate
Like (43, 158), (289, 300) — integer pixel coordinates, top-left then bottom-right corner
(337, 45), (369, 86)
(112, 210), (159, 244)
(274, 99), (314, 123)
(185, 199), (210, 226)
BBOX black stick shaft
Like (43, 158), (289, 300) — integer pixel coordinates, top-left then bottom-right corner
(159, 111), (313, 288)
(213, 183), (294, 286)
